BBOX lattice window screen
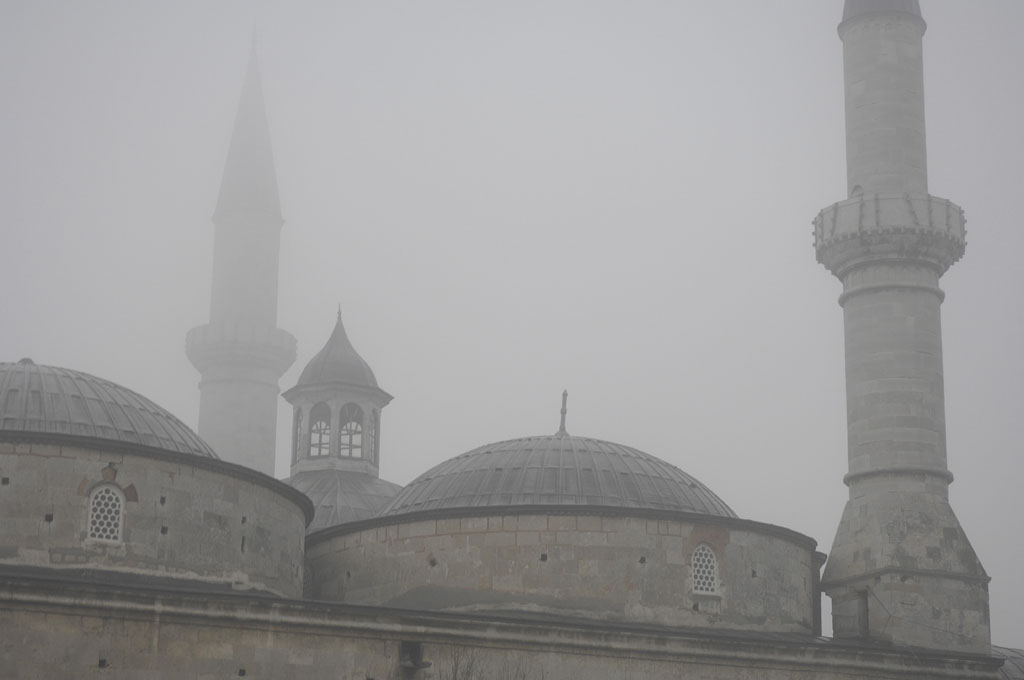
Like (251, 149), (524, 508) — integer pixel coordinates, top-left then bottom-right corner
(88, 486), (123, 542)
(692, 544), (718, 594)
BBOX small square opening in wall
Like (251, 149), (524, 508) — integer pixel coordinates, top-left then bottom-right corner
(44, 513), (53, 522)
(160, 526), (168, 535)
(238, 669), (246, 676)
(98, 658), (107, 668)
(1, 477), (9, 485)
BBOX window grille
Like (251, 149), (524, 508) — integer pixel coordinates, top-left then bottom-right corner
(339, 403), (364, 458)
(309, 402), (331, 457)
(692, 544), (718, 594)
(88, 485), (123, 542)
(310, 419), (330, 457)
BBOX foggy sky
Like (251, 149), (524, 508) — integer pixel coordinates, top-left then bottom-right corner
(1, 1), (1021, 645)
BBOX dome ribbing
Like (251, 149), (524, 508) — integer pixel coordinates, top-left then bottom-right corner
(0, 361), (217, 458)
(380, 434), (735, 518)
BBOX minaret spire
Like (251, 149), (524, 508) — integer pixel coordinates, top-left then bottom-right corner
(213, 48), (282, 230)
(815, 2), (988, 653)
(186, 44), (296, 476)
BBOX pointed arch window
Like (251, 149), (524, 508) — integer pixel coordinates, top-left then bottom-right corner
(691, 544), (718, 594)
(88, 484), (124, 543)
(339, 403), (364, 458)
(309, 402), (331, 458)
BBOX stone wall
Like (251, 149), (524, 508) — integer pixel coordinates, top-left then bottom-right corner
(0, 441), (308, 597)
(307, 511), (819, 632)
(0, 574), (1003, 680)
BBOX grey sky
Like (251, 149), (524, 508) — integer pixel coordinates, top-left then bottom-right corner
(1, 1), (1021, 645)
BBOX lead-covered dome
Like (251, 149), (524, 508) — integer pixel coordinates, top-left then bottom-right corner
(0, 359), (217, 458)
(287, 469), (402, 531)
(380, 433), (736, 518)
(295, 311), (379, 389)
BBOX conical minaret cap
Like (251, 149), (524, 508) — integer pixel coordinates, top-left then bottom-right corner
(214, 47), (283, 223)
(842, 0), (922, 22)
(295, 310), (380, 389)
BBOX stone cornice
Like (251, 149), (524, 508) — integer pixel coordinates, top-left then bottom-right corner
(822, 565), (992, 588)
(0, 567), (1003, 678)
(305, 503), (819, 553)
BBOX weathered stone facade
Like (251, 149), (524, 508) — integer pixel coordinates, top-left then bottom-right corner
(0, 441), (311, 598)
(0, 574), (1005, 680)
(308, 510), (822, 632)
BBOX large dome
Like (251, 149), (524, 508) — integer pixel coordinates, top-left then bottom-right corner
(0, 359), (217, 458)
(380, 433), (736, 518)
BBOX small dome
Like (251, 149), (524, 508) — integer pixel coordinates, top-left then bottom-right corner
(380, 434), (736, 518)
(287, 469), (402, 531)
(0, 361), (217, 458)
(295, 312), (379, 389)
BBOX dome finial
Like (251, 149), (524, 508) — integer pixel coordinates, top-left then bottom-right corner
(557, 390), (568, 436)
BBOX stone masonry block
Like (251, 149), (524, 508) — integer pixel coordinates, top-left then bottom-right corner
(516, 531), (539, 546)
(461, 517), (488, 533)
(484, 531), (516, 547)
(397, 521), (436, 539)
(548, 516), (576, 531)
(515, 515), (548, 531)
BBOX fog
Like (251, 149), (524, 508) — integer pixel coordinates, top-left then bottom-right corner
(2, 1), (1021, 645)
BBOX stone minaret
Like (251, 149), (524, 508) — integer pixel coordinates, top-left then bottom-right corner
(186, 51), (296, 476)
(815, 1), (988, 652)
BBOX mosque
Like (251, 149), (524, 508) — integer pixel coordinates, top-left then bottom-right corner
(2, 1), (1022, 678)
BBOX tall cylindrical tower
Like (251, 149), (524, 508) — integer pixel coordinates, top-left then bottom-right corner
(186, 51), (296, 476)
(816, 0), (989, 653)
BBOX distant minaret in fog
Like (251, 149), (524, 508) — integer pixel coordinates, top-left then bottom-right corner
(186, 49), (296, 476)
(815, 0), (988, 652)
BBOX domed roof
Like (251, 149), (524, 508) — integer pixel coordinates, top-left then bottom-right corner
(0, 359), (217, 458)
(287, 469), (402, 531)
(380, 433), (736, 518)
(295, 311), (379, 389)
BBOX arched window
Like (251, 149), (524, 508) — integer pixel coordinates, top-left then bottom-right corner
(88, 484), (124, 543)
(339, 403), (363, 458)
(691, 544), (718, 594)
(309, 402), (331, 458)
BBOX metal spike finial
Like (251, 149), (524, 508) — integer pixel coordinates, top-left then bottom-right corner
(337, 304), (342, 321)
(557, 390), (568, 435)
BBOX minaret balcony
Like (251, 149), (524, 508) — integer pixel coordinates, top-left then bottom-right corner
(186, 321), (296, 375)
(814, 193), (965, 278)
